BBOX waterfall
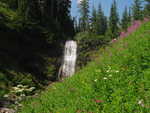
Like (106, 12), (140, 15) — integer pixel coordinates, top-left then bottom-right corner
(58, 40), (77, 79)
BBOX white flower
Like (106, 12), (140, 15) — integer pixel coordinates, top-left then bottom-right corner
(12, 87), (20, 91)
(115, 70), (119, 73)
(138, 99), (144, 107)
(106, 70), (110, 73)
(17, 89), (24, 92)
(103, 77), (107, 80)
(17, 84), (24, 88)
(30, 87), (35, 90)
(20, 94), (26, 97)
(94, 79), (98, 82)
(109, 74), (112, 77)
(3, 94), (9, 98)
(26, 88), (33, 92)
(138, 100), (142, 104)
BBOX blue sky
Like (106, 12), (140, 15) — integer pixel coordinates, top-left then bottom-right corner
(71, 0), (134, 18)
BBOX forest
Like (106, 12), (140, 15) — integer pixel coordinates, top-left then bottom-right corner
(0, 0), (150, 112)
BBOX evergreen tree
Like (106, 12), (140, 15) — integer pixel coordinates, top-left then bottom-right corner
(108, 0), (119, 39)
(121, 7), (129, 31)
(128, 7), (132, 24)
(97, 4), (107, 35)
(18, 0), (28, 21)
(132, 0), (143, 20)
(4, 0), (18, 10)
(102, 16), (108, 35)
(79, 0), (90, 32)
(73, 17), (79, 33)
(144, 0), (150, 17)
(97, 4), (105, 35)
(90, 6), (97, 33)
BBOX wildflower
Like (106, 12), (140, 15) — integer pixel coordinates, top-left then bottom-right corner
(20, 94), (26, 97)
(26, 87), (35, 92)
(106, 70), (110, 73)
(109, 74), (112, 77)
(94, 99), (103, 103)
(17, 84), (24, 88)
(12, 87), (20, 91)
(94, 79), (98, 82)
(138, 100), (142, 104)
(103, 77), (107, 80)
(3, 94), (9, 98)
(115, 70), (119, 73)
(138, 99), (144, 107)
(17, 89), (24, 93)
(29, 87), (35, 90)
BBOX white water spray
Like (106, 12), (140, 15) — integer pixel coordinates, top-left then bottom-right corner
(58, 40), (77, 78)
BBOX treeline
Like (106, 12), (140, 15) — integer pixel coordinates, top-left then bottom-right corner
(75, 0), (150, 68)
(77, 0), (150, 38)
(0, 0), (74, 40)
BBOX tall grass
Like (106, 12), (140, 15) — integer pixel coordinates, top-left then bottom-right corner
(19, 22), (150, 113)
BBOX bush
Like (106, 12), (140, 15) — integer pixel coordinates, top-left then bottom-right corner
(75, 32), (107, 68)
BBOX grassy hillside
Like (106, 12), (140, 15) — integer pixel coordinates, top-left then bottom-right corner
(19, 22), (150, 113)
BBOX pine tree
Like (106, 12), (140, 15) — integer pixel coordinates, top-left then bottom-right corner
(18, 0), (29, 21)
(108, 0), (119, 39)
(90, 6), (97, 33)
(144, 0), (150, 17)
(121, 7), (129, 31)
(102, 16), (108, 35)
(128, 7), (132, 24)
(96, 4), (107, 35)
(5, 0), (18, 10)
(132, 0), (143, 20)
(79, 0), (90, 32)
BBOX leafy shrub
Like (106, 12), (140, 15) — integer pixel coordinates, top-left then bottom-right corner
(75, 32), (107, 68)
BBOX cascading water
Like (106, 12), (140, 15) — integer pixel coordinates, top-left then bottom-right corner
(58, 40), (77, 79)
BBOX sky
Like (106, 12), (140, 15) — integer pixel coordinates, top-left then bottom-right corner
(71, 0), (134, 18)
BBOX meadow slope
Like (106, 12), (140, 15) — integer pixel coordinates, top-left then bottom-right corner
(20, 22), (150, 113)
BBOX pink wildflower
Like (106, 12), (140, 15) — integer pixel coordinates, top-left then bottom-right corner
(94, 99), (104, 103)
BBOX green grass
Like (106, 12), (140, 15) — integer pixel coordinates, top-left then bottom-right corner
(19, 22), (150, 113)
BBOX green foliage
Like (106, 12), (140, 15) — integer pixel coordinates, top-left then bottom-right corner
(90, 6), (97, 33)
(132, 0), (143, 20)
(96, 4), (107, 35)
(79, 0), (90, 32)
(144, 0), (150, 17)
(108, 0), (119, 39)
(1, 0), (18, 10)
(121, 7), (130, 31)
(19, 22), (150, 113)
(75, 32), (107, 68)
(0, 0), (74, 101)
(0, 2), (17, 21)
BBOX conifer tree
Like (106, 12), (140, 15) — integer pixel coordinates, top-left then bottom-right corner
(128, 7), (132, 24)
(108, 0), (119, 39)
(121, 7), (129, 31)
(90, 6), (97, 33)
(96, 4), (107, 35)
(18, 0), (28, 21)
(79, 0), (90, 32)
(132, 0), (143, 20)
(144, 0), (150, 17)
